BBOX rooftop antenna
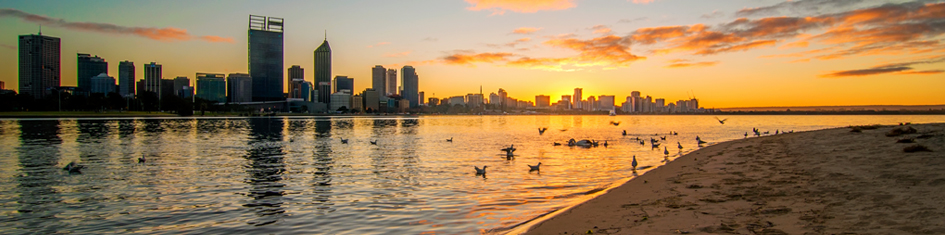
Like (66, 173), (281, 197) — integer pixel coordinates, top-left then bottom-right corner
(324, 30), (327, 41)
(38, 25), (42, 35)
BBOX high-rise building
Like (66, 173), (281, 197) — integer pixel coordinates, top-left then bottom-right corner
(301, 81), (313, 102)
(372, 65), (386, 96)
(287, 65), (303, 98)
(226, 73), (253, 103)
(144, 62), (162, 99)
(161, 79), (174, 101)
(196, 73), (226, 103)
(18, 33), (60, 99)
(386, 69), (397, 96)
(465, 93), (482, 107)
(329, 90), (351, 111)
(314, 36), (332, 104)
(400, 66), (419, 108)
(573, 88), (583, 110)
(362, 88), (379, 112)
(333, 76), (353, 93)
(351, 94), (363, 112)
(289, 78), (305, 99)
(535, 95), (550, 107)
(173, 76), (190, 97)
(599, 95), (615, 111)
(119, 61), (135, 97)
(418, 91), (425, 106)
(90, 73), (115, 94)
(248, 15), (284, 102)
(77, 53), (107, 94)
(561, 95), (572, 109)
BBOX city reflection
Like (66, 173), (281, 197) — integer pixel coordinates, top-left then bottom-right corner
(14, 120), (64, 233)
(242, 117), (287, 226)
(311, 119), (334, 214)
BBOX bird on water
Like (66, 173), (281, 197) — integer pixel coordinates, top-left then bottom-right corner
(475, 166), (488, 175)
(631, 156), (638, 170)
(715, 117), (728, 124)
(528, 162), (541, 171)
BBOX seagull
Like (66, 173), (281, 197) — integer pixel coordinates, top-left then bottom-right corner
(370, 140), (377, 145)
(559, 128), (568, 132)
(639, 140), (645, 145)
(697, 139), (707, 144)
(553, 142), (561, 146)
(63, 161), (84, 174)
(664, 146), (670, 155)
(538, 127), (548, 135)
(340, 138), (348, 144)
(475, 166), (488, 175)
(138, 156), (146, 163)
(631, 156), (638, 170)
(775, 130), (780, 135)
(446, 137), (453, 142)
(744, 132), (748, 138)
(603, 141), (609, 147)
(610, 121), (621, 126)
(528, 162), (541, 171)
(677, 142), (683, 150)
(715, 117), (728, 124)
(695, 136), (701, 141)
(622, 130), (627, 136)
(660, 136), (666, 140)
(652, 142), (661, 148)
(501, 144), (516, 152)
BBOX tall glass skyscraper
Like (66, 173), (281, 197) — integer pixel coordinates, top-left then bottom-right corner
(314, 37), (332, 104)
(372, 65), (386, 97)
(77, 53), (107, 94)
(119, 61), (135, 97)
(18, 33), (60, 99)
(333, 76), (353, 93)
(248, 15), (284, 102)
(400, 66), (419, 109)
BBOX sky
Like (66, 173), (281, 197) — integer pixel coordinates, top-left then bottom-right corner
(1, 0), (943, 108)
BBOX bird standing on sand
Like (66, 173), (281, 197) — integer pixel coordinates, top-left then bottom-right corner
(370, 140), (377, 145)
(340, 138), (348, 144)
(744, 132), (748, 138)
(715, 117), (728, 124)
(631, 156), (638, 170)
(528, 162), (541, 171)
(539, 127), (548, 135)
(475, 166), (488, 175)
(553, 142), (561, 146)
(622, 130), (627, 136)
(447, 137), (453, 142)
(697, 139), (707, 144)
(664, 147), (669, 155)
(677, 142), (683, 150)
(610, 121), (621, 126)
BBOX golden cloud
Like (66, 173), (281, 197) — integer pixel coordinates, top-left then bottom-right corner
(512, 27), (543, 34)
(466, 0), (576, 15)
(0, 8), (233, 43)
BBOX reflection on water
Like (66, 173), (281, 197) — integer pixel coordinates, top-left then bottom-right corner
(0, 115), (942, 234)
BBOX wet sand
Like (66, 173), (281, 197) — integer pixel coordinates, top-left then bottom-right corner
(518, 123), (945, 234)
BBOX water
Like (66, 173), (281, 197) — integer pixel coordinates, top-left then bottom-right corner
(0, 115), (942, 234)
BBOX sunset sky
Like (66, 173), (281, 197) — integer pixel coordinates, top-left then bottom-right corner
(1, 0), (943, 108)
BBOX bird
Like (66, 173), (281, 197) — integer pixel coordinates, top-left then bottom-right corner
(559, 128), (568, 132)
(475, 166), (488, 175)
(539, 127), (548, 135)
(63, 161), (84, 174)
(744, 132), (748, 138)
(639, 140), (645, 145)
(340, 138), (348, 144)
(553, 142), (561, 146)
(138, 156), (146, 163)
(622, 130), (627, 136)
(697, 139), (707, 144)
(715, 117), (728, 124)
(501, 144), (516, 152)
(370, 140), (377, 145)
(664, 146), (669, 155)
(695, 136), (701, 141)
(677, 142), (683, 150)
(610, 121), (621, 126)
(603, 141), (609, 147)
(446, 137), (453, 142)
(775, 130), (780, 135)
(528, 162), (541, 171)
(651, 142), (661, 148)
(631, 156), (638, 170)
(660, 136), (666, 140)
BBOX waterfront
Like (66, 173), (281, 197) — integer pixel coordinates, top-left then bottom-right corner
(1, 115), (943, 234)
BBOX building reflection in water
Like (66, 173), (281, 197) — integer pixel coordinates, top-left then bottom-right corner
(14, 120), (64, 233)
(311, 119), (334, 214)
(243, 117), (287, 226)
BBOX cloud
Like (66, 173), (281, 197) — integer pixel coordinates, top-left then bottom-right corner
(618, 17), (649, 23)
(383, 51), (412, 58)
(512, 27), (542, 34)
(0, 8), (233, 43)
(367, 42), (391, 48)
(665, 60), (720, 68)
(440, 52), (516, 66)
(819, 66), (912, 77)
(422, 37), (438, 42)
(465, 0), (576, 15)
(897, 70), (945, 75)
(631, 0), (655, 4)
(589, 25), (612, 34)
(1, 44), (15, 50)
(736, 0), (866, 17)
(820, 55), (945, 77)
(701, 10), (725, 19)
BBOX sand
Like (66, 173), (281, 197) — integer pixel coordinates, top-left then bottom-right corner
(516, 123), (945, 234)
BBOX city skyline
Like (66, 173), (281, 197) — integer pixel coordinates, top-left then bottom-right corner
(1, 1), (944, 108)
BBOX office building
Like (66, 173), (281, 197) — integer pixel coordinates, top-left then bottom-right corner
(144, 62), (162, 99)
(400, 66), (419, 108)
(386, 69), (397, 96)
(351, 94), (363, 112)
(196, 73), (226, 103)
(248, 15), (284, 102)
(18, 33), (60, 99)
(419, 91), (425, 106)
(226, 73), (253, 103)
(173, 76), (190, 97)
(161, 79), (174, 101)
(599, 95), (615, 111)
(301, 81), (313, 102)
(536, 95), (550, 107)
(573, 88), (583, 110)
(314, 35), (332, 104)
(77, 53), (107, 93)
(372, 65), (386, 97)
(289, 78), (305, 99)
(448, 96), (465, 105)
(119, 61), (134, 97)
(90, 73), (115, 94)
(287, 65), (303, 98)
(329, 90), (351, 111)
(428, 97), (440, 107)
(465, 93), (482, 107)
(362, 88), (379, 112)
(333, 76), (353, 93)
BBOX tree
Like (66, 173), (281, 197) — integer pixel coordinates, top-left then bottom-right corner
(139, 91), (159, 111)
(106, 92), (125, 110)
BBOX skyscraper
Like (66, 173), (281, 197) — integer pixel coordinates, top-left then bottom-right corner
(535, 95), (550, 107)
(119, 61), (135, 97)
(333, 76), (353, 93)
(386, 69), (397, 96)
(400, 66), (419, 108)
(144, 62), (162, 99)
(248, 15), (284, 102)
(18, 33), (60, 99)
(77, 53), (107, 94)
(372, 65), (386, 96)
(573, 88), (583, 110)
(287, 65), (303, 98)
(314, 35), (331, 104)
(196, 73), (226, 104)
(173, 76), (190, 97)
(227, 73), (253, 103)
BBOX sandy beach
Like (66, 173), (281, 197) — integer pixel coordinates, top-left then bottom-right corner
(518, 123), (945, 234)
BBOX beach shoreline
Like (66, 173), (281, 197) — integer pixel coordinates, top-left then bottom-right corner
(513, 123), (945, 234)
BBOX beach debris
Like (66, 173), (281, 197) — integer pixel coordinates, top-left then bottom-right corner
(886, 126), (917, 137)
(896, 138), (916, 143)
(904, 144), (932, 153)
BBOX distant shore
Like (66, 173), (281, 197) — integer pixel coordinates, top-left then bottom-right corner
(513, 123), (945, 234)
(2, 111), (944, 119)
